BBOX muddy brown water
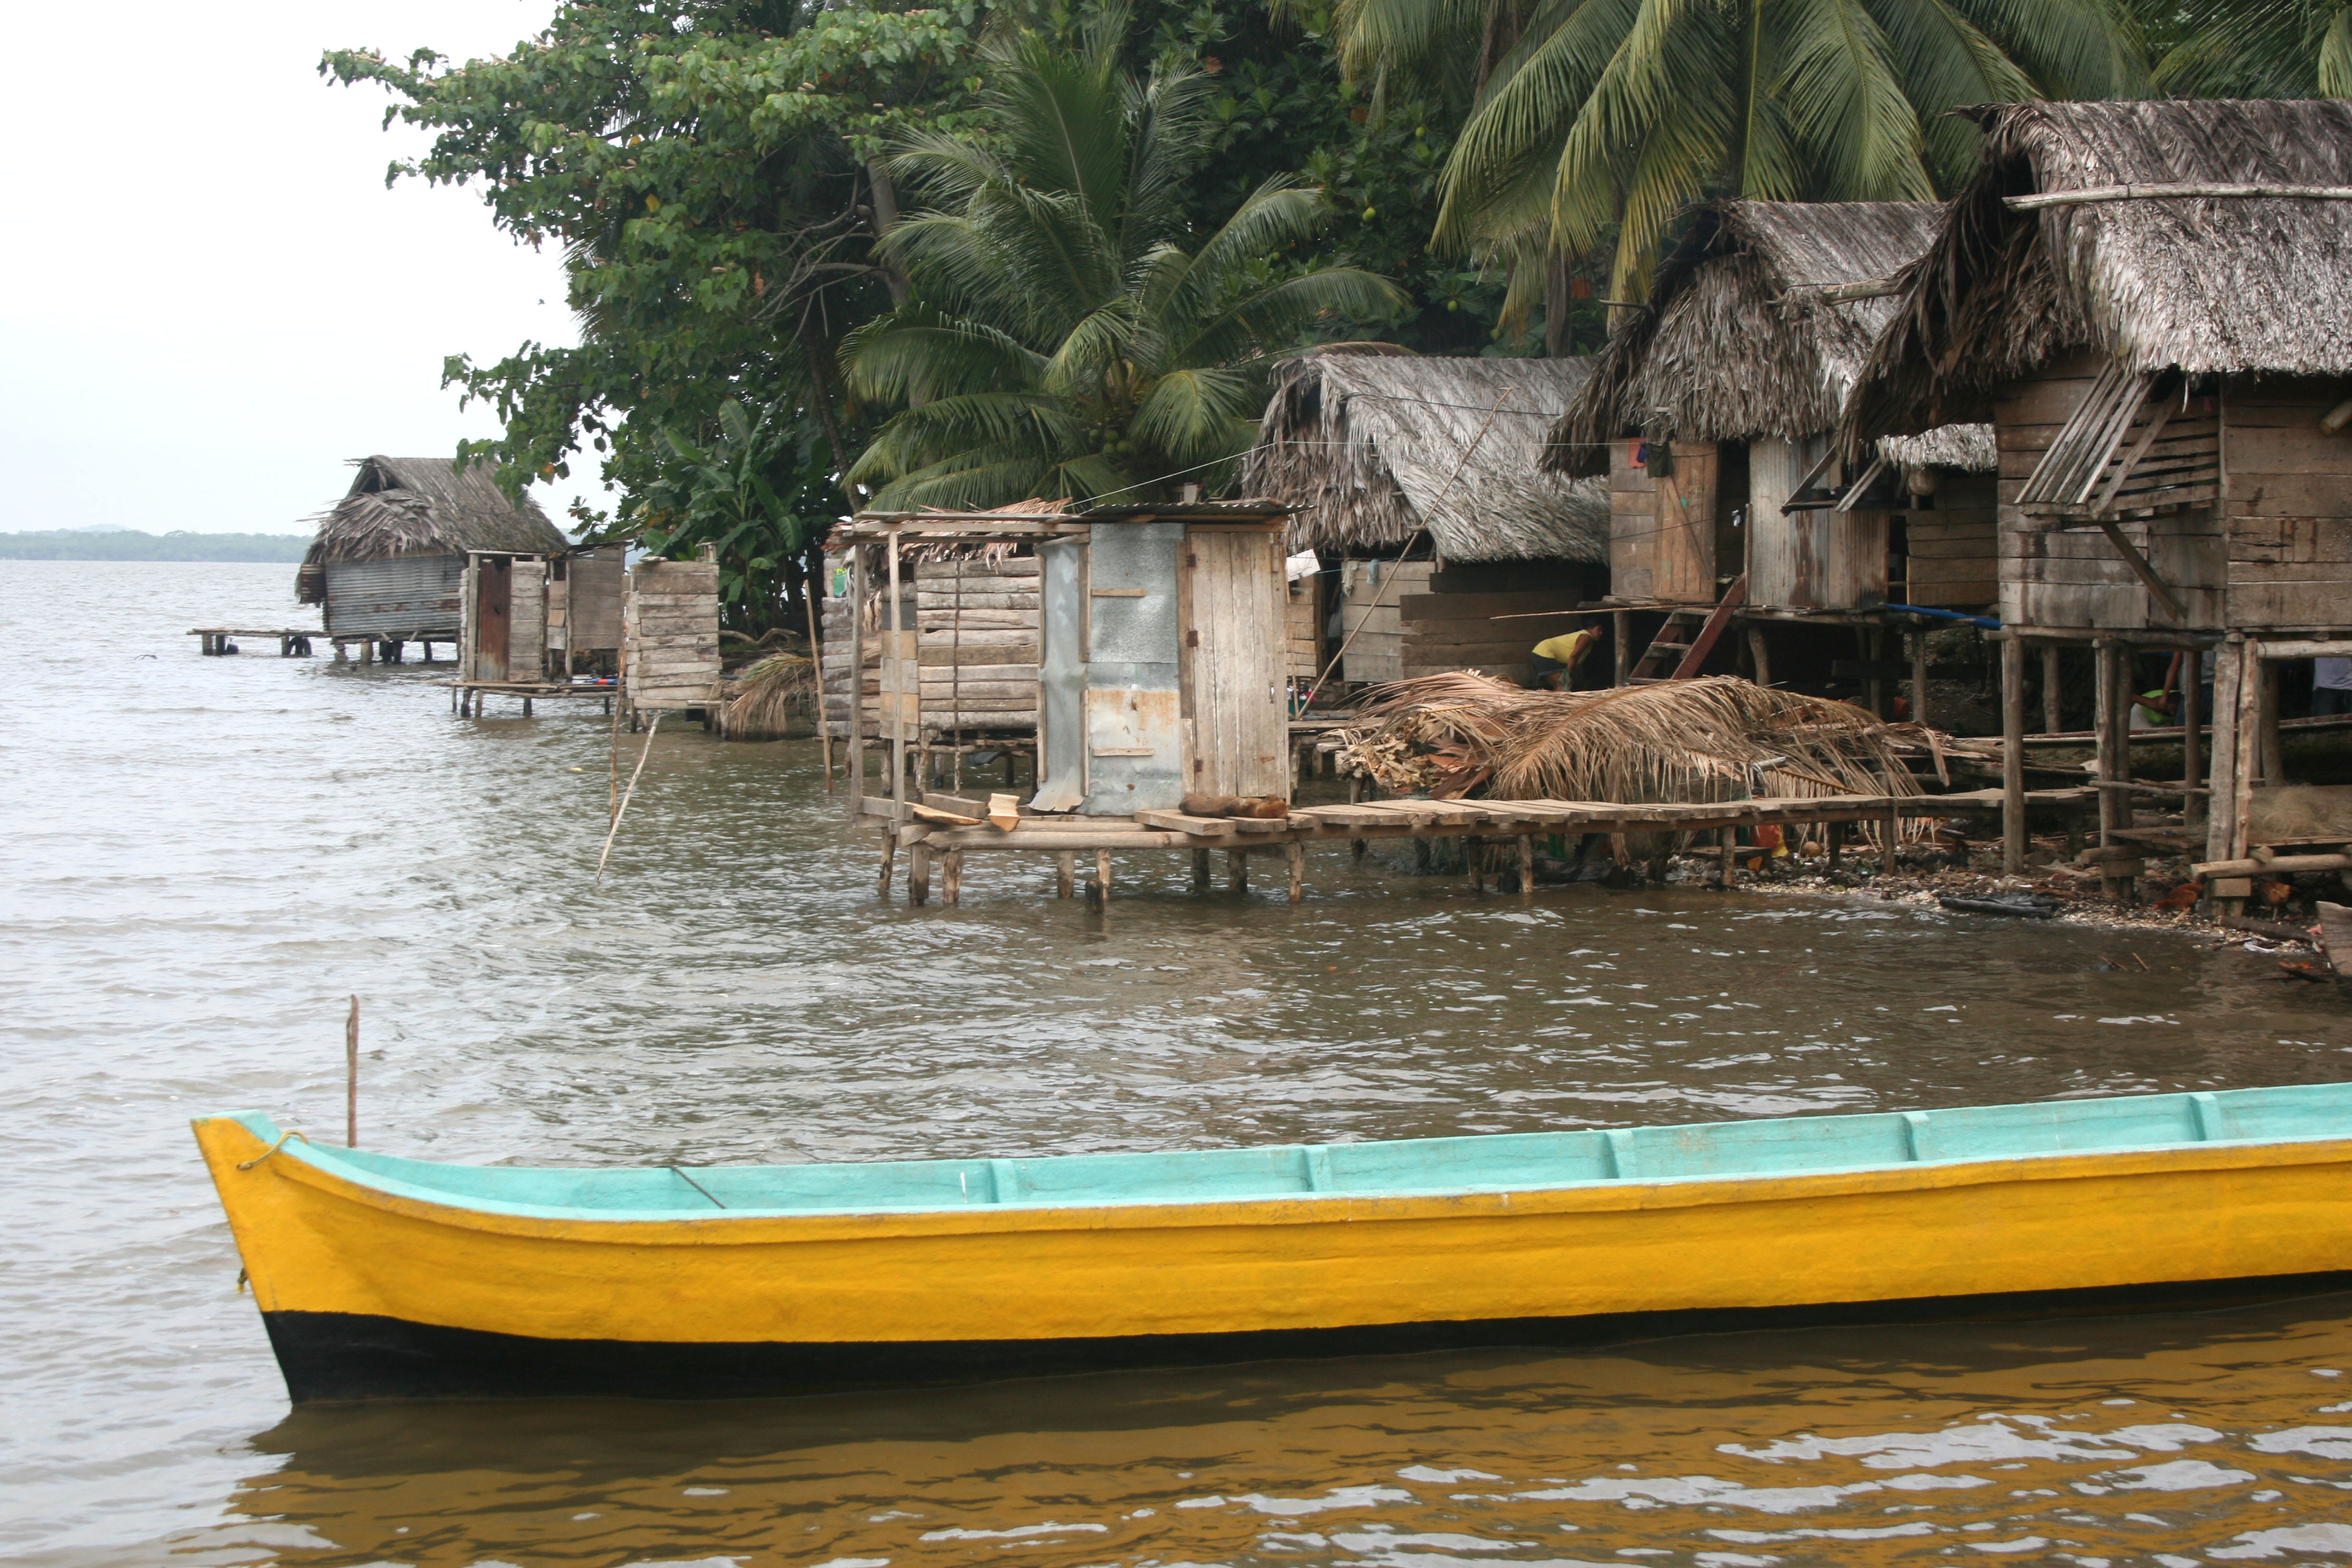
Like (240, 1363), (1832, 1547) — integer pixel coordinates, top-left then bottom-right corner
(8, 560), (2352, 1567)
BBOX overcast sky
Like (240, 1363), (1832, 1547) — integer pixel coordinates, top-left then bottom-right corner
(1, 0), (612, 534)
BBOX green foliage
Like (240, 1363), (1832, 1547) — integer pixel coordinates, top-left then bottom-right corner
(841, 8), (1405, 509)
(1330, 0), (2145, 300)
(2152, 0), (2352, 97)
(631, 398), (835, 631)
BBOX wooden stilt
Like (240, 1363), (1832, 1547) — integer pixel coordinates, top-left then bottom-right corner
(846, 546), (867, 824)
(522, 697), (533, 717)
(1287, 840), (1305, 905)
(1827, 820), (1844, 870)
(2233, 640), (2260, 860)
(1910, 628), (1930, 728)
(2182, 658), (2205, 832)
(943, 850), (963, 907)
(2261, 657), (2284, 786)
(1466, 835), (1484, 894)
(1859, 625), (1881, 716)
(2206, 639), (2244, 875)
(1721, 828), (1739, 888)
(1746, 625), (1772, 689)
(1228, 848), (1248, 892)
(1193, 849), (1211, 891)
(1094, 848), (1112, 900)
(1056, 851), (1075, 899)
(1883, 809), (1902, 874)
(877, 831), (896, 896)
(1613, 610), (1631, 687)
(909, 842), (931, 906)
(2094, 639), (2131, 900)
(1348, 775), (1366, 861)
(1519, 833), (1536, 897)
(2041, 644), (2063, 734)
(2000, 635), (2027, 874)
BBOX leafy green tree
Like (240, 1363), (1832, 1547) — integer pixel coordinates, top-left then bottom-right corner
(841, 6), (1406, 509)
(325, 1), (997, 630)
(1314, 0), (2146, 301)
(2151, 0), (2352, 96)
(633, 399), (838, 635)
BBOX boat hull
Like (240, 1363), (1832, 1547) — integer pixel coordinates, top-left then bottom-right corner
(194, 1108), (2352, 1403)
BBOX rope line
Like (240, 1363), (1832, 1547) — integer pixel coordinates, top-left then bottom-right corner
(236, 1130), (310, 1170)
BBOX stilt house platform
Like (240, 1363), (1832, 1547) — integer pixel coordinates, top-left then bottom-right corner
(1844, 99), (2352, 901)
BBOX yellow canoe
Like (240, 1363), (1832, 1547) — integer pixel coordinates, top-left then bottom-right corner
(194, 1085), (2352, 1402)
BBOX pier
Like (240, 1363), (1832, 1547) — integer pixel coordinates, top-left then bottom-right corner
(859, 785), (2100, 907)
(189, 627), (318, 656)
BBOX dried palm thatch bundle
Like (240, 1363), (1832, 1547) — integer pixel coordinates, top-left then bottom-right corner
(1338, 676), (1922, 826)
(715, 650), (816, 742)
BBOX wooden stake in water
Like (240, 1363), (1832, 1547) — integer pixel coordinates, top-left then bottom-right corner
(595, 712), (663, 886)
(344, 994), (359, 1149)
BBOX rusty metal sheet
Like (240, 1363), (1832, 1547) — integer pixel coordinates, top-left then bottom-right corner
(323, 555), (464, 639)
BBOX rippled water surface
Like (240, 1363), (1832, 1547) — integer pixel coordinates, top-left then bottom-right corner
(8, 560), (2352, 1567)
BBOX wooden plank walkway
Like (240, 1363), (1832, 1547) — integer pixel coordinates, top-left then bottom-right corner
(856, 787), (2100, 907)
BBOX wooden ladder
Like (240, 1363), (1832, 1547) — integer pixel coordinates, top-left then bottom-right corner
(1626, 575), (1748, 684)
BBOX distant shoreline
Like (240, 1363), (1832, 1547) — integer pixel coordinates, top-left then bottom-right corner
(0, 530), (309, 563)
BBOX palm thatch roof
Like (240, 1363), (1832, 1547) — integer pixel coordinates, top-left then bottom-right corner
(1847, 99), (2352, 447)
(298, 456), (566, 599)
(1234, 353), (1611, 564)
(1549, 201), (1994, 479)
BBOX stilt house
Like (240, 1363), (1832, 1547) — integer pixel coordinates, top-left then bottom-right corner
(1840, 98), (2352, 885)
(1238, 353), (1610, 688)
(296, 456), (568, 655)
(1548, 202), (1996, 706)
(834, 501), (1292, 818)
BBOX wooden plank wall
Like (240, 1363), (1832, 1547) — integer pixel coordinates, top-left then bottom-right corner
(567, 546), (626, 650)
(2224, 374), (2352, 631)
(917, 555), (1039, 735)
(1284, 575), (1320, 682)
(1339, 559), (1433, 683)
(1398, 590), (1580, 684)
(1184, 528), (1291, 799)
(1903, 471), (1998, 608)
(508, 559), (547, 678)
(819, 589), (878, 737)
(624, 556), (722, 709)
(1996, 355), (2225, 630)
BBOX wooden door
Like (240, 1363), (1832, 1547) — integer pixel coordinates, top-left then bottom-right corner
(1650, 442), (1719, 603)
(474, 555), (512, 681)
(1183, 527), (1290, 800)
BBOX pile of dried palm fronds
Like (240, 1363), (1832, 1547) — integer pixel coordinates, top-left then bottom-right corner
(714, 650), (817, 741)
(1336, 674), (1925, 809)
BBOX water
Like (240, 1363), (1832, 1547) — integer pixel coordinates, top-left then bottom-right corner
(6, 559), (2352, 1567)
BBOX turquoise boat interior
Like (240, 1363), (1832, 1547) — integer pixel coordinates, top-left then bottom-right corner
(220, 1081), (2352, 1223)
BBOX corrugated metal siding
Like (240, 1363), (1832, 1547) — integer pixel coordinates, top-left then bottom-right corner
(1080, 523), (1185, 814)
(324, 555), (463, 638)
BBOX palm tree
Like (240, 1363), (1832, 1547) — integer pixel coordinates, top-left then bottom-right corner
(2151, 0), (2352, 97)
(1312, 0), (2144, 302)
(842, 8), (1407, 511)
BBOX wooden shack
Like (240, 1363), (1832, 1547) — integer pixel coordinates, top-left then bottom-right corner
(296, 456), (567, 660)
(459, 551), (547, 684)
(835, 501), (1291, 819)
(1238, 352), (1610, 689)
(1842, 98), (2352, 884)
(548, 544), (625, 674)
(622, 549), (722, 726)
(1549, 202), (1996, 706)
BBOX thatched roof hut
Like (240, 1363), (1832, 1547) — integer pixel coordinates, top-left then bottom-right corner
(1237, 352), (1610, 564)
(1550, 201), (1993, 478)
(296, 456), (566, 604)
(1845, 99), (2352, 445)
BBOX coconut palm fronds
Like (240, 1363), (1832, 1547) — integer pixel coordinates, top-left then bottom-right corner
(1336, 676), (1923, 812)
(715, 650), (816, 742)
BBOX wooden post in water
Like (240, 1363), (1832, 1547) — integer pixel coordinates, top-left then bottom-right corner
(1465, 835), (1484, 894)
(806, 579), (833, 793)
(2000, 636), (2026, 873)
(1055, 851), (1075, 899)
(846, 547), (867, 822)
(1518, 833), (1535, 898)
(942, 850), (962, 907)
(1192, 849), (1211, 891)
(1095, 848), (1112, 901)
(344, 995), (359, 1149)
(909, 841), (931, 906)
(1287, 840), (1305, 905)
(2182, 660), (2204, 832)
(1227, 848), (1248, 892)
(2041, 644), (2063, 734)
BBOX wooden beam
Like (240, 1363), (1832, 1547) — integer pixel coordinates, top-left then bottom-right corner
(2001, 636), (2027, 873)
(2008, 182), (2352, 210)
(2092, 518), (2188, 621)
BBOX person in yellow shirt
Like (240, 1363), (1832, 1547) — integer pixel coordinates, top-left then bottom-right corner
(1529, 627), (1599, 690)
